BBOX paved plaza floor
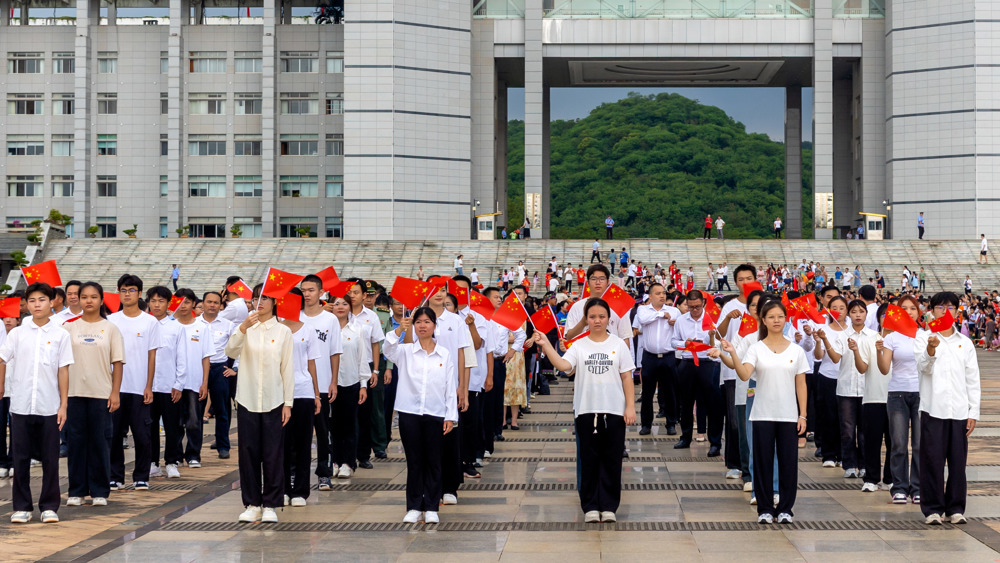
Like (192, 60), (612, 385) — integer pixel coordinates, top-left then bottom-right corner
(4, 352), (1000, 562)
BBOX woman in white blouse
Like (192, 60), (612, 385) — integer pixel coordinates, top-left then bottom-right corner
(721, 300), (809, 524)
(329, 295), (368, 479)
(530, 299), (636, 524)
(225, 284), (294, 524)
(383, 307), (457, 525)
(813, 295), (848, 467)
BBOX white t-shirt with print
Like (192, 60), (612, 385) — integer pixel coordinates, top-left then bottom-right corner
(562, 335), (636, 416)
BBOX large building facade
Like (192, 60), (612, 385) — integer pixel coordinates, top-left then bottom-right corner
(0, 0), (995, 240)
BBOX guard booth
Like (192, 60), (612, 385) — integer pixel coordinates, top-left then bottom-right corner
(859, 212), (886, 241)
(476, 212), (501, 240)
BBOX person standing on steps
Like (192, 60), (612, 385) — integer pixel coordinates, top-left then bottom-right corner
(591, 239), (601, 263)
(454, 255), (464, 276)
(774, 217), (783, 239)
(917, 212), (925, 240)
(716, 216), (726, 240)
(171, 265), (180, 291)
(980, 235), (988, 265)
(704, 214), (713, 239)
(605, 215), (615, 240)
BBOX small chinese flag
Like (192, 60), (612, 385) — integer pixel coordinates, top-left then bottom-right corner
(740, 281), (763, 299)
(446, 280), (470, 307)
(328, 280), (355, 299)
(927, 309), (955, 333)
(469, 290), (495, 320)
(0, 297), (20, 318)
(104, 292), (121, 314)
(601, 284), (634, 319)
(276, 292), (302, 322)
(737, 312), (758, 337)
(314, 266), (340, 292)
(703, 296), (722, 331)
(168, 295), (183, 313)
(565, 330), (590, 348)
(678, 341), (712, 366)
(883, 304), (919, 338)
(227, 280), (253, 300)
(805, 271), (815, 280)
(261, 267), (305, 299)
(492, 293), (528, 332)
(582, 284), (591, 298)
(21, 260), (61, 287)
(530, 305), (559, 335)
(826, 308), (842, 322)
(390, 276), (437, 309)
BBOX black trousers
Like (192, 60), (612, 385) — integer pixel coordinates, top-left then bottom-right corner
(483, 357), (506, 453)
(179, 390), (204, 462)
(67, 397), (113, 499)
(704, 227), (711, 239)
(718, 277), (732, 291)
(111, 392), (152, 484)
(722, 380), (740, 469)
(838, 396), (864, 471)
(919, 413), (968, 517)
(918, 226), (925, 239)
(751, 420), (798, 517)
(0, 397), (11, 469)
(861, 402), (892, 485)
(575, 413), (625, 513)
(237, 404), (285, 509)
(150, 391), (183, 466)
(640, 351), (677, 427)
(677, 359), (723, 446)
(442, 421), (463, 495)
(460, 391), (482, 465)
(591, 251), (600, 263)
(284, 398), (314, 499)
(805, 372), (819, 436)
(606, 227), (613, 239)
(208, 363), (231, 450)
(314, 392), (332, 477)
(816, 376), (840, 461)
(398, 412), (444, 512)
(331, 383), (360, 468)
(11, 413), (60, 513)
(357, 378), (374, 463)
(384, 365), (399, 444)
(475, 391), (490, 459)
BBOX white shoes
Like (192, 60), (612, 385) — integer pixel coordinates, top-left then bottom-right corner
(861, 482), (878, 492)
(11, 511), (32, 523)
(239, 506), (262, 523)
(283, 495), (290, 507)
(776, 513), (793, 524)
(757, 513), (773, 524)
(66, 497), (83, 506)
(725, 469), (741, 479)
(337, 464), (352, 479)
(584, 510), (601, 523)
(442, 494), (458, 505)
(403, 510), (422, 523)
(424, 511), (439, 523)
(290, 497), (307, 507)
(822, 460), (836, 468)
(743, 481), (753, 493)
(844, 468), (858, 478)
(261, 507), (278, 523)
(92, 497), (108, 506)
(41, 510), (59, 523)
(951, 513), (967, 524)
(149, 463), (162, 478)
(165, 464), (181, 479)
(924, 513), (942, 525)
(0, 467), (9, 478)
(600, 511), (616, 522)
(187, 459), (201, 468)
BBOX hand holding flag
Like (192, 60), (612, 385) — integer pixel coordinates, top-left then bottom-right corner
(678, 341), (712, 366)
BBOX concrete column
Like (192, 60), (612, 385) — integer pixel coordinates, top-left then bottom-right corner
(261, 0), (278, 236)
(166, 0), (186, 235)
(832, 75), (853, 235)
(19, 2), (27, 24)
(107, 0), (116, 24)
(495, 83), (508, 227)
(813, 0), (834, 238)
(859, 21), (886, 224)
(72, 0), (99, 237)
(0, 0), (11, 25)
(195, 0), (204, 24)
(523, 0), (546, 237)
(785, 86), (803, 240)
(471, 20), (497, 239)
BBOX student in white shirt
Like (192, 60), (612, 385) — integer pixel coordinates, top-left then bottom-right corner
(219, 276), (250, 326)
(634, 283), (680, 435)
(145, 286), (187, 480)
(671, 290), (723, 453)
(849, 302), (891, 491)
(384, 308), (458, 524)
(279, 288), (322, 507)
(226, 284), (295, 524)
(833, 299), (875, 478)
(345, 279), (386, 470)
(564, 265), (633, 344)
(530, 298), (636, 523)
(914, 291), (980, 525)
(0, 283), (73, 523)
(714, 264), (757, 477)
(199, 292), (236, 459)
(482, 287), (523, 451)
(454, 254), (464, 276)
(108, 274), (162, 491)
(172, 289), (211, 468)
(329, 295), (368, 479)
(720, 299), (809, 524)
(813, 295), (848, 466)
(876, 295), (922, 504)
(454, 275), (492, 479)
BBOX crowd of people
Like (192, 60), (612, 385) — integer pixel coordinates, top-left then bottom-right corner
(0, 252), (983, 529)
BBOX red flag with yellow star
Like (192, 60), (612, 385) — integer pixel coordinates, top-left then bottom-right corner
(0, 297), (19, 318)
(314, 266), (340, 292)
(492, 293), (528, 332)
(168, 295), (183, 313)
(677, 341), (712, 366)
(883, 304), (918, 338)
(446, 279), (470, 307)
(261, 267), (305, 299)
(740, 281), (763, 299)
(702, 295), (722, 331)
(927, 309), (955, 334)
(601, 283), (634, 319)
(104, 292), (121, 314)
(21, 260), (61, 287)
(227, 280), (253, 300)
(469, 290), (495, 320)
(276, 292), (302, 322)
(390, 276), (437, 309)
(328, 280), (356, 299)
(530, 305), (558, 335)
(737, 312), (758, 337)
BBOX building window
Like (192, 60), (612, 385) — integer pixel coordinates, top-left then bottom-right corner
(280, 93), (318, 115)
(161, 134), (168, 156)
(160, 175), (168, 197)
(6, 176), (43, 197)
(7, 94), (43, 115)
(53, 52), (74, 74)
(96, 216), (116, 238)
(188, 136), (226, 156)
(98, 52), (117, 74)
(280, 52), (317, 73)
(325, 175), (343, 197)
(97, 134), (117, 156)
(235, 52), (262, 73)
(97, 175), (117, 197)
(161, 93), (168, 115)
(326, 52), (344, 73)
(279, 218), (317, 237)
(234, 218), (262, 238)
(160, 52), (168, 74)
(53, 93), (74, 115)
(279, 176), (318, 197)
(235, 93), (262, 115)
(188, 220), (226, 238)
(234, 138), (261, 156)
(52, 175), (74, 197)
(325, 94), (343, 115)
(98, 93), (117, 115)
(189, 93), (225, 115)
(52, 134), (74, 156)
(326, 134), (344, 156)
(189, 52), (226, 73)
(7, 135), (44, 156)
(160, 216), (168, 238)
(326, 218), (343, 238)
(188, 175), (226, 197)
(234, 176), (262, 197)
(7, 52), (42, 74)
(280, 135), (318, 156)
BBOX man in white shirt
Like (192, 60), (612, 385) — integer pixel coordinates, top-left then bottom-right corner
(716, 262), (731, 292)
(107, 274), (162, 490)
(173, 288), (212, 467)
(715, 216), (726, 240)
(145, 286), (187, 479)
(454, 255), (464, 275)
(346, 279), (385, 470)
(219, 276), (250, 326)
(470, 269), (480, 286)
(565, 265), (634, 345)
(199, 292), (236, 459)
(705, 263), (715, 291)
(714, 265), (757, 477)
(842, 268), (854, 291)
(626, 261), (638, 289)
(591, 239), (601, 263)
(51, 280), (83, 325)
(671, 290), (723, 455)
(980, 234), (988, 264)
(635, 283), (681, 436)
(482, 287), (524, 451)
(859, 285), (880, 332)
(454, 275), (493, 477)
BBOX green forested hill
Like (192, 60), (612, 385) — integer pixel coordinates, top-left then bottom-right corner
(506, 92), (813, 239)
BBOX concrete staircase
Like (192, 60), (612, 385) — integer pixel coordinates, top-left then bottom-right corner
(41, 238), (999, 296)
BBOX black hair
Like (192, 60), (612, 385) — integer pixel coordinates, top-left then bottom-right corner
(53, 287), (66, 302)
(859, 285), (877, 301)
(648, 282), (665, 293)
(65, 280), (82, 291)
(827, 295), (848, 313)
(453, 274), (472, 286)
(585, 264), (610, 281)
(79, 281), (108, 318)
(847, 299), (868, 314)
(250, 284), (276, 315)
(876, 302), (889, 331)
(174, 287), (197, 304)
(685, 289), (705, 303)
(202, 291), (222, 303)
(757, 300), (787, 339)
(583, 298), (611, 318)
(820, 285), (841, 297)
(223, 276), (242, 295)
(445, 294), (458, 309)
(146, 286), (172, 302)
(513, 284), (528, 294)
(411, 306), (437, 325)
(746, 289), (766, 313)
(734, 263), (757, 280)
(300, 274), (323, 289)
(483, 287), (501, 299)
(929, 291), (960, 310)
(25, 282), (55, 301)
(117, 273), (143, 292)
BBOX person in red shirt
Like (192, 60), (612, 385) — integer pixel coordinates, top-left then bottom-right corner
(576, 266), (585, 289)
(704, 215), (713, 239)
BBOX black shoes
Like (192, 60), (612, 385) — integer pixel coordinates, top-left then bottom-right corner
(655, 410), (666, 418)
(374, 450), (387, 459)
(707, 446), (722, 457)
(638, 426), (651, 436)
(494, 434), (505, 442)
(674, 440), (691, 449)
(218, 449), (230, 459)
(358, 460), (374, 470)
(666, 424), (677, 435)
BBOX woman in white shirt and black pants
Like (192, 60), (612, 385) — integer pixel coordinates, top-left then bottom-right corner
(330, 295), (368, 478)
(383, 307), (458, 524)
(720, 299), (809, 524)
(531, 298), (636, 523)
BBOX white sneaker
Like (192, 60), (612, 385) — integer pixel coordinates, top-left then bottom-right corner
(238, 506), (262, 523)
(290, 497), (306, 507)
(424, 511), (439, 523)
(41, 510), (59, 523)
(601, 511), (617, 522)
(757, 513), (773, 524)
(283, 495), (290, 506)
(0, 467), (8, 478)
(725, 469), (741, 479)
(924, 513), (942, 525)
(337, 464), (352, 479)
(773, 494), (779, 506)
(892, 493), (908, 504)
(483, 451), (491, 459)
(822, 460), (836, 468)
(584, 510), (601, 523)
(30, 459), (41, 467)
(861, 482), (878, 492)
(149, 464), (162, 478)
(66, 497), (83, 506)
(165, 464), (181, 479)
(10, 511), (32, 523)
(442, 493), (458, 505)
(844, 468), (858, 478)
(187, 459), (201, 468)
(743, 481), (753, 493)
(92, 497), (107, 506)
(261, 507), (278, 523)
(403, 510), (422, 523)
(950, 513), (967, 525)
(776, 512), (793, 524)
(750, 496), (757, 505)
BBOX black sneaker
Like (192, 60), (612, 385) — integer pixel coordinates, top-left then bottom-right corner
(218, 449), (230, 459)
(374, 450), (387, 459)
(638, 426), (651, 435)
(666, 424), (677, 435)
(655, 410), (666, 418)
(463, 465), (481, 479)
(358, 460), (373, 470)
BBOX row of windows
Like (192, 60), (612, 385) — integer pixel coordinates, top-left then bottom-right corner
(4, 175), (345, 198)
(7, 92), (344, 116)
(4, 134), (344, 158)
(6, 51), (114, 74)
(5, 175), (114, 197)
(6, 51), (345, 75)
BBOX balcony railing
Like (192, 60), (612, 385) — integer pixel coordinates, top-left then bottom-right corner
(474, 0), (884, 19)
